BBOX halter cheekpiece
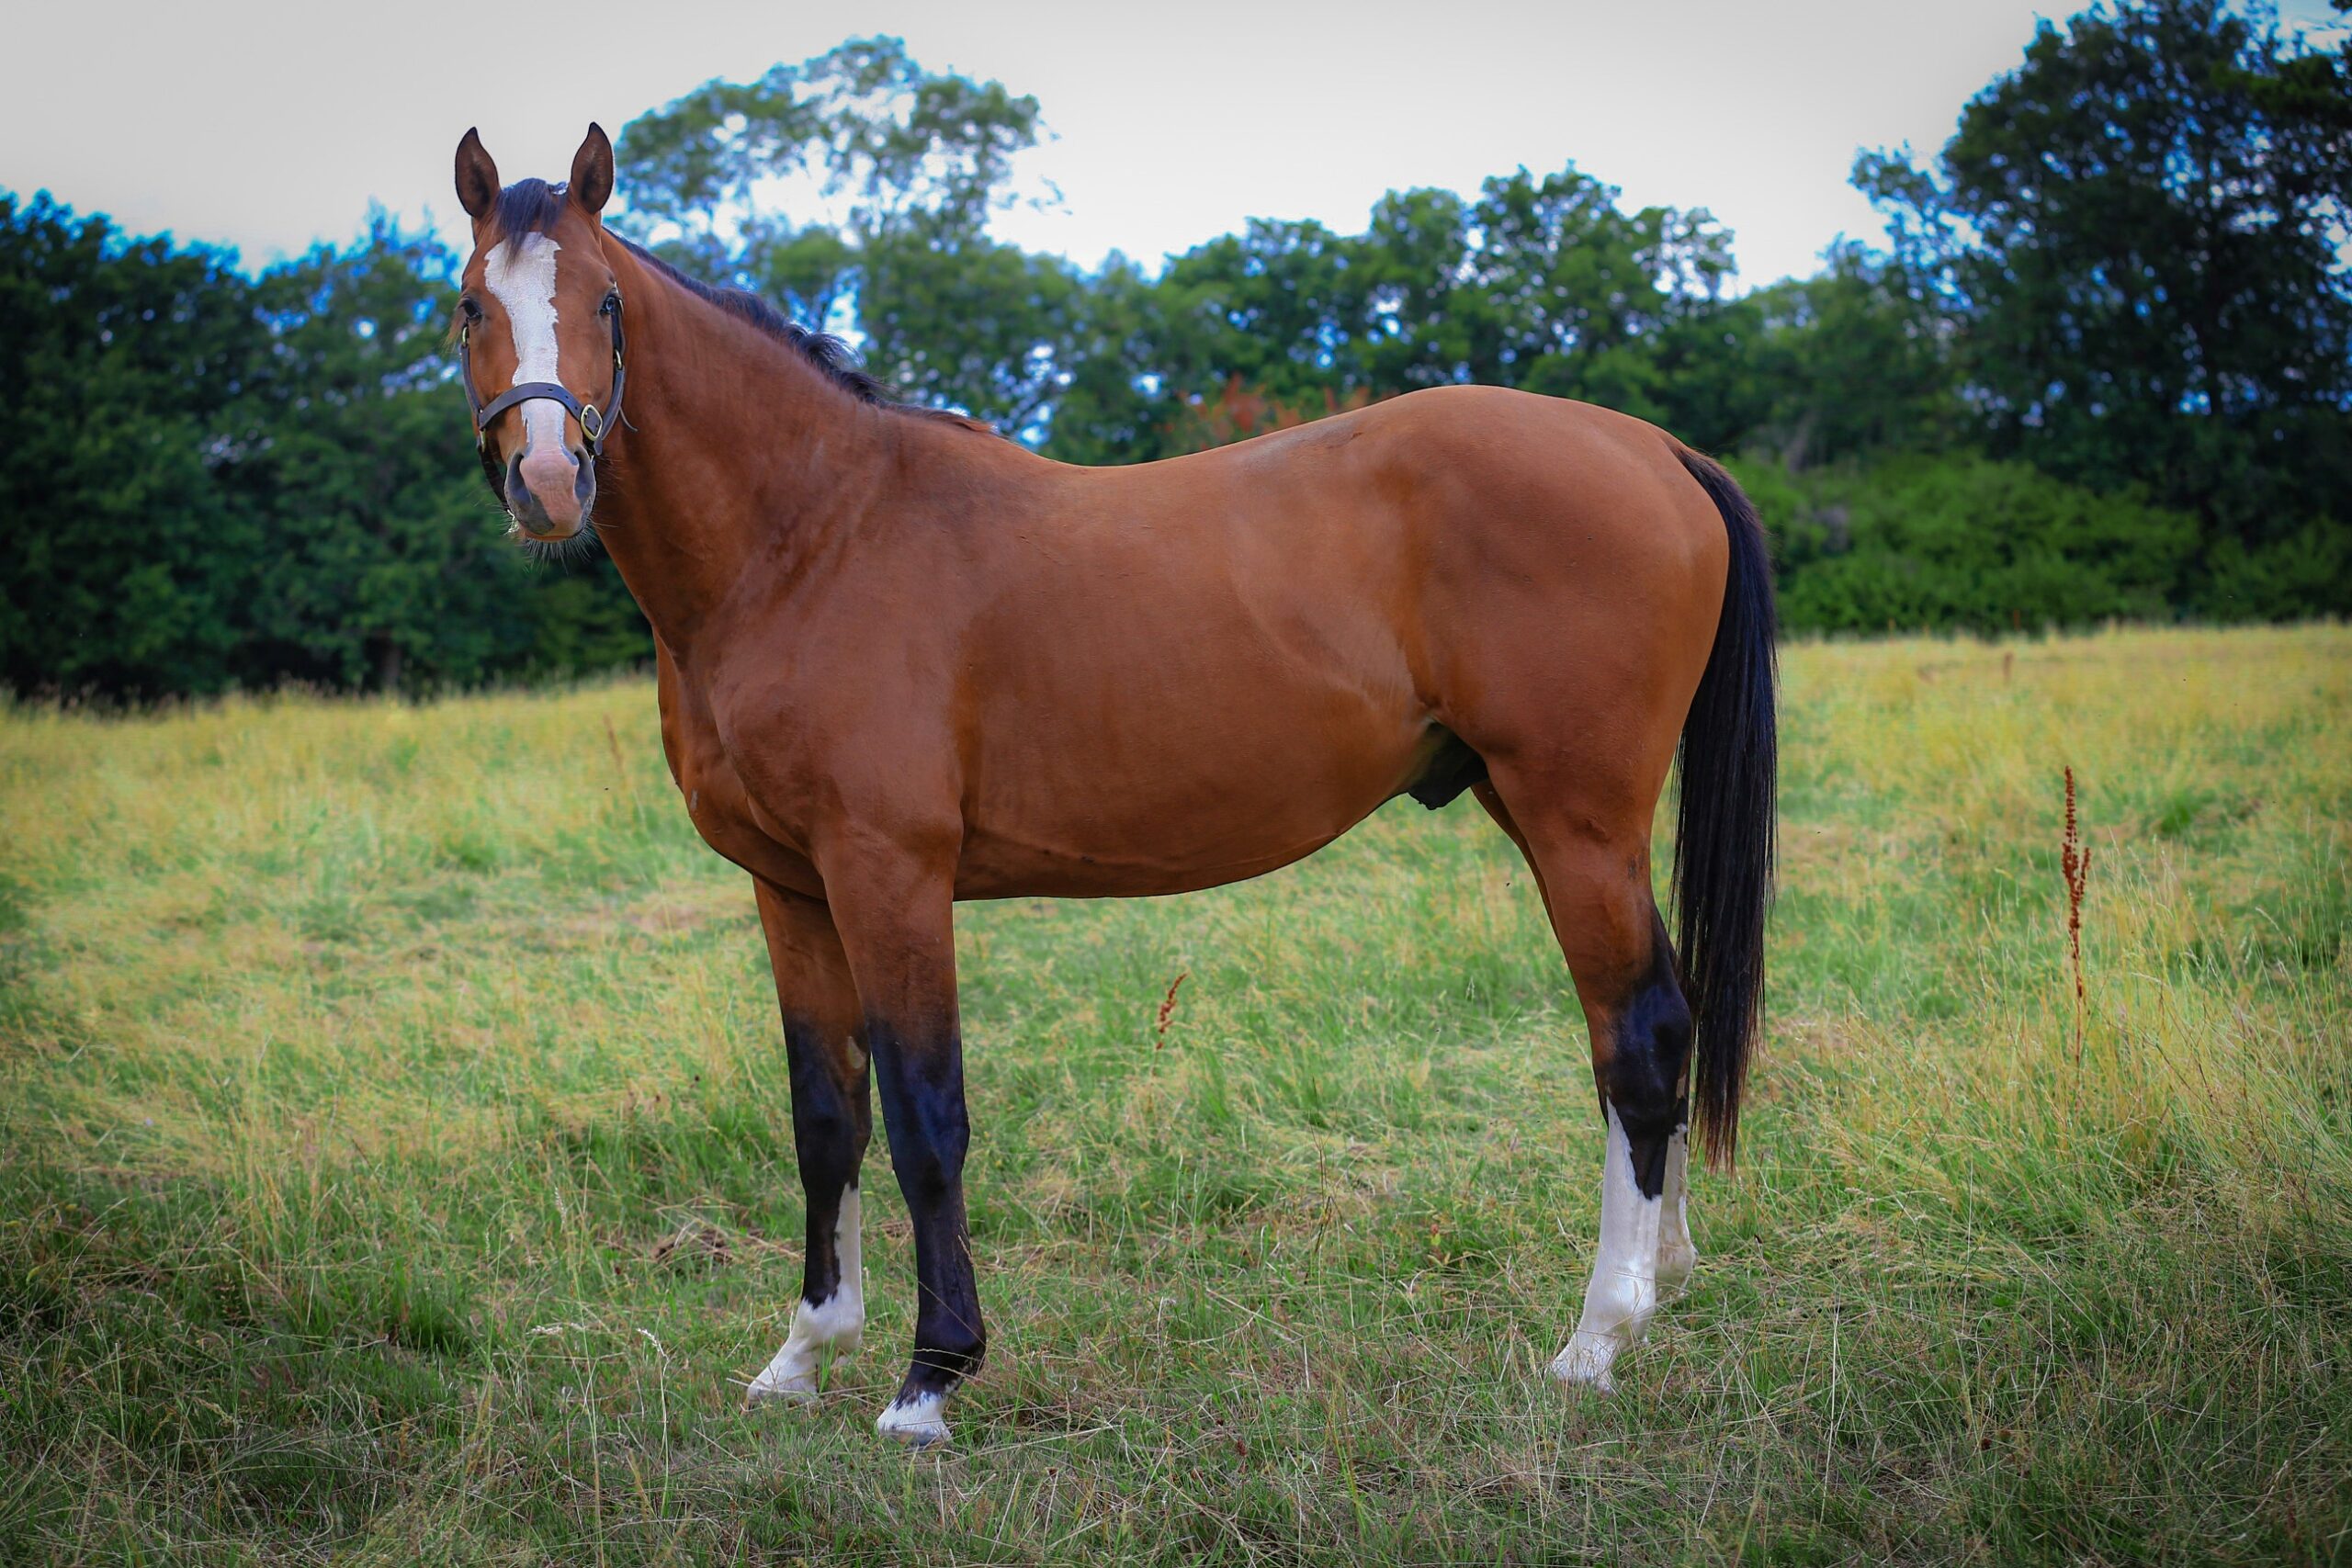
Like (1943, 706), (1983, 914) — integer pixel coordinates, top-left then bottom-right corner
(458, 285), (628, 478)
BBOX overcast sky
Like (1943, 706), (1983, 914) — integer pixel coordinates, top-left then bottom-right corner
(5, 0), (2342, 289)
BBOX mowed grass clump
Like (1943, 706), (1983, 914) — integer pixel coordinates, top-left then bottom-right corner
(1, 626), (2346, 1564)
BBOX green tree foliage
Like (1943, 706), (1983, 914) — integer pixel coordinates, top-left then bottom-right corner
(5, 9), (2345, 699)
(1735, 453), (2201, 634)
(613, 36), (1077, 431)
(1459, 165), (1734, 404)
(1069, 164), (1956, 472)
(1026, 254), (1172, 466)
(0, 193), (266, 694)
(1117, 166), (1739, 423)
(0, 196), (646, 697)
(242, 217), (533, 692)
(1856, 0), (2352, 579)
(1734, 243), (1965, 468)
(861, 220), (1083, 436)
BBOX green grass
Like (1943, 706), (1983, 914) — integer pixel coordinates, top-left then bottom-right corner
(2, 626), (2347, 1565)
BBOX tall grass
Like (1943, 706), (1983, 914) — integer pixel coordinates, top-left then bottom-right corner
(1, 626), (2346, 1563)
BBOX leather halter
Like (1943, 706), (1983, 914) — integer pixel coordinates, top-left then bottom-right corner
(458, 285), (628, 483)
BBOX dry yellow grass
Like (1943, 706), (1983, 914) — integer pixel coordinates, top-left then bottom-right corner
(1, 625), (2346, 1563)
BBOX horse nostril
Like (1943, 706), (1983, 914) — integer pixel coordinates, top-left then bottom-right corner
(504, 449), (532, 513)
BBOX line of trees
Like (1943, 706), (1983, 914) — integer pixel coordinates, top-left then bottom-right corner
(2, 0), (2346, 697)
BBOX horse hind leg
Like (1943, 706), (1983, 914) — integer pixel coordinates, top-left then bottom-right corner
(1476, 781), (1691, 1393)
(1656, 1114), (1696, 1297)
(1552, 906), (1691, 1394)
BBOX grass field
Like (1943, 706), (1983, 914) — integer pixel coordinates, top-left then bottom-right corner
(2, 626), (2347, 1565)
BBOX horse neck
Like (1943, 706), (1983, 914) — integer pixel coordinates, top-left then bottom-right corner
(591, 243), (899, 655)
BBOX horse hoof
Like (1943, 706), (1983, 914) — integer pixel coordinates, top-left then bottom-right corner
(745, 1380), (818, 1407)
(744, 1365), (820, 1406)
(1548, 1336), (1621, 1395)
(876, 1392), (951, 1447)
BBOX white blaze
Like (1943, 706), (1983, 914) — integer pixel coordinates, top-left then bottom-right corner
(1551, 1104), (1663, 1393)
(745, 1185), (865, 1404)
(481, 234), (566, 458)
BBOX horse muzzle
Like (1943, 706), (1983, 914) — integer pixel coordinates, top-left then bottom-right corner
(507, 444), (594, 539)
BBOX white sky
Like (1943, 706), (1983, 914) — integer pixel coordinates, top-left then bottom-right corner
(4, 0), (2342, 289)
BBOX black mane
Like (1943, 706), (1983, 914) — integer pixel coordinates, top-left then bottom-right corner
(489, 178), (983, 428)
(491, 177), (571, 242)
(615, 240), (912, 411)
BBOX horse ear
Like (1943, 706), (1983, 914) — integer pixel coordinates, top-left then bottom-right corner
(455, 129), (500, 221)
(570, 124), (614, 218)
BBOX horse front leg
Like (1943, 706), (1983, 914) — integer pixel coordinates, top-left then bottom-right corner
(745, 881), (872, 1404)
(819, 840), (981, 1447)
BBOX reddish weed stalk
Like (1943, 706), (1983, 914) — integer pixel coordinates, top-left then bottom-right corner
(1153, 971), (1189, 1049)
(2061, 766), (2092, 1064)
(602, 713), (645, 828)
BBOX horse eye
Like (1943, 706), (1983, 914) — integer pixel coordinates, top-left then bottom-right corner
(459, 296), (482, 321)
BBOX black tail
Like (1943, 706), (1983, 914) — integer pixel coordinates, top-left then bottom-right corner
(1670, 448), (1778, 1171)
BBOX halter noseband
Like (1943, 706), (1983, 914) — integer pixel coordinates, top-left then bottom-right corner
(458, 285), (628, 482)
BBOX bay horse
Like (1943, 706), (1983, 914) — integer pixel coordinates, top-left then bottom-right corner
(453, 126), (1775, 1446)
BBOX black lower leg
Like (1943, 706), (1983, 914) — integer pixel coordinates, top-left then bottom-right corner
(785, 1015), (870, 1309)
(871, 1018), (985, 1403)
(1600, 916), (1694, 1201)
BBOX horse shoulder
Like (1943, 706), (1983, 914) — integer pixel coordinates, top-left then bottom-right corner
(695, 624), (967, 876)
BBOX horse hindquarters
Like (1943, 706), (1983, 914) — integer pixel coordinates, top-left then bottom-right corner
(1458, 443), (1776, 1394)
